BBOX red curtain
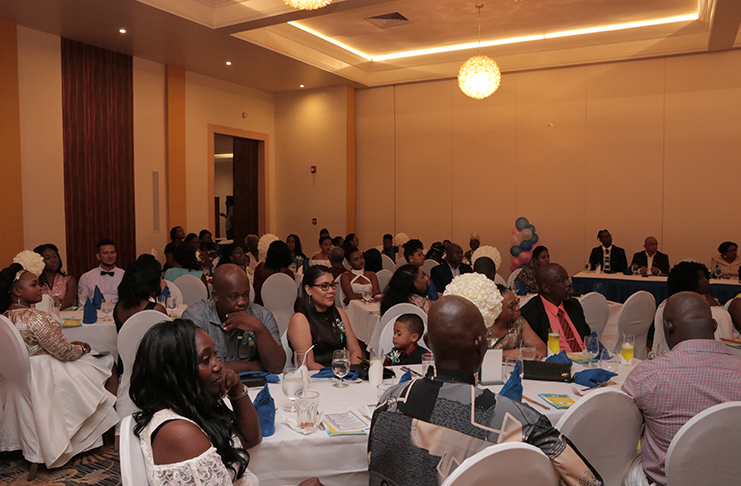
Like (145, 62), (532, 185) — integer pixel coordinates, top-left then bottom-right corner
(61, 39), (135, 278)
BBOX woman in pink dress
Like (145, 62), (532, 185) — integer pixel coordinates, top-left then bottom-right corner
(34, 243), (76, 309)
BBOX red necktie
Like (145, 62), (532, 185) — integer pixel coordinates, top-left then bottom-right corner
(558, 308), (582, 352)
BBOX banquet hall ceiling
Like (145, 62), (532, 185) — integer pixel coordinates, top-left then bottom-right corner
(1, 0), (740, 93)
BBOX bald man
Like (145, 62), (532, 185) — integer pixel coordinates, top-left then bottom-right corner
(622, 292), (741, 486)
(631, 236), (670, 275)
(368, 296), (603, 486)
(182, 264), (285, 373)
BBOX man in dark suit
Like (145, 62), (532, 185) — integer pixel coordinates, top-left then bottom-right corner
(430, 243), (472, 294)
(520, 263), (591, 351)
(588, 229), (628, 273)
(631, 236), (670, 275)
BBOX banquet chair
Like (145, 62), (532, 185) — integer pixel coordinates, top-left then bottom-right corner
(422, 259), (438, 277)
(375, 303), (428, 354)
(173, 274), (208, 306)
(117, 311), (173, 421)
(394, 258), (409, 271)
(281, 330), (293, 371)
(376, 269), (393, 293)
(652, 301), (735, 357)
(381, 254), (395, 272)
(0, 315), (42, 479)
(578, 292), (610, 340)
(494, 273), (507, 287)
(520, 293), (538, 307)
(665, 401), (741, 486)
(440, 442), (559, 486)
(555, 389), (642, 486)
(261, 272), (298, 336)
(120, 415), (149, 486)
(343, 259), (351, 270)
(507, 268), (522, 290)
(724, 298), (735, 311)
(613, 291), (655, 359)
(163, 280), (183, 306)
(35, 293), (52, 313)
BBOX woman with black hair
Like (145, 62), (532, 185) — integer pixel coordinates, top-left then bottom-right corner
(342, 233), (359, 254)
(711, 241), (740, 278)
(217, 243), (248, 271)
(286, 234), (307, 271)
(310, 235), (333, 265)
(380, 264), (431, 315)
(34, 243), (77, 309)
(287, 265), (363, 370)
(339, 247), (380, 305)
(164, 243), (209, 289)
(114, 258), (167, 332)
(363, 248), (383, 274)
(164, 226), (185, 270)
(252, 241), (295, 306)
(131, 319), (322, 486)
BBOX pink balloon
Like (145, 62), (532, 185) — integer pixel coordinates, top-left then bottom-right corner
(511, 228), (521, 235)
(510, 262), (519, 272)
(511, 256), (523, 267)
(511, 234), (523, 245)
(518, 251), (533, 263)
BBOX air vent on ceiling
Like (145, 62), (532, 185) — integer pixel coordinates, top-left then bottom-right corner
(364, 12), (412, 29)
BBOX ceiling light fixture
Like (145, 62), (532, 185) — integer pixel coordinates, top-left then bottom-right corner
(300, 84), (305, 88)
(458, 5), (501, 100)
(226, 61), (232, 65)
(284, 0), (331, 11)
(119, 29), (127, 34)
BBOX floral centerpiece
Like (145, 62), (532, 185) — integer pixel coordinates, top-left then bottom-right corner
(394, 233), (409, 248)
(471, 245), (502, 271)
(443, 272), (503, 328)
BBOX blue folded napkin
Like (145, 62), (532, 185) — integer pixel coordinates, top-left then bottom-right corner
(398, 368), (412, 383)
(238, 371), (280, 383)
(82, 298), (97, 324)
(545, 350), (571, 364)
(499, 362), (523, 402)
(623, 268), (633, 275)
(253, 383), (275, 437)
(573, 368), (618, 388)
(312, 367), (359, 381)
(92, 286), (103, 310)
(161, 285), (171, 300)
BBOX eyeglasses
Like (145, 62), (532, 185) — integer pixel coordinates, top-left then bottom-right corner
(312, 282), (338, 291)
(506, 298), (520, 311)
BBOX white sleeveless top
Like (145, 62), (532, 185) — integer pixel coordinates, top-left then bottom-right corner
(349, 269), (372, 295)
(140, 409), (259, 486)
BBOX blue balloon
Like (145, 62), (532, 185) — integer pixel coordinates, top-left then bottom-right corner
(510, 246), (522, 257)
(520, 240), (533, 251)
(526, 224), (536, 233)
(515, 217), (530, 231)
(530, 233), (539, 245)
(520, 262), (529, 268)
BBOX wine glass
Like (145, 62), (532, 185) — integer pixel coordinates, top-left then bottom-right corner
(331, 349), (350, 388)
(282, 366), (303, 412)
(503, 356), (523, 382)
(630, 263), (639, 275)
(166, 296), (177, 316)
(101, 301), (113, 321)
(714, 265), (723, 279)
(362, 288), (372, 303)
(583, 335), (600, 368)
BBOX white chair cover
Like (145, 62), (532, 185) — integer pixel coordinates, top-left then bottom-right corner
(724, 298), (736, 311)
(35, 294), (52, 313)
(555, 389), (642, 486)
(117, 310), (173, 421)
(381, 254), (395, 272)
(494, 273), (507, 287)
(653, 301), (736, 357)
(520, 293), (539, 307)
(578, 292), (610, 340)
(281, 330), (293, 371)
(249, 279), (256, 303)
(120, 415), (149, 486)
(665, 401), (741, 486)
(374, 303), (428, 354)
(376, 269), (393, 293)
(261, 273), (298, 336)
(421, 259), (438, 277)
(507, 268), (523, 290)
(163, 280), (183, 306)
(394, 258), (409, 271)
(0, 315), (42, 464)
(342, 259), (351, 270)
(173, 274), (208, 306)
(613, 291), (655, 359)
(440, 442), (559, 486)
(334, 275), (346, 310)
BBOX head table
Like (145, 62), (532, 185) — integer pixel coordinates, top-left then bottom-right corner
(246, 361), (639, 486)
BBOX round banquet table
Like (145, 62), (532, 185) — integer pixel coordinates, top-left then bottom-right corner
(246, 360), (639, 486)
(345, 300), (381, 345)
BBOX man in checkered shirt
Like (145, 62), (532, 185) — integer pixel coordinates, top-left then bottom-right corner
(622, 291), (741, 485)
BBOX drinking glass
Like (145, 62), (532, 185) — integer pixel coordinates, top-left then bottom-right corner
(584, 335), (600, 368)
(600, 356), (619, 373)
(714, 265), (723, 279)
(293, 350), (308, 369)
(156, 294), (167, 307)
(362, 289), (372, 303)
(331, 349), (350, 388)
(547, 329), (560, 355)
(166, 296), (177, 316)
(296, 390), (320, 429)
(422, 352), (435, 373)
(519, 346), (536, 361)
(630, 263), (639, 275)
(50, 298), (62, 318)
(621, 334), (635, 365)
(101, 301), (113, 321)
(282, 366), (303, 412)
(503, 356), (524, 382)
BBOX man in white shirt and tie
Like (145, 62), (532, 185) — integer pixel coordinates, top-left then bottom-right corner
(588, 229), (628, 273)
(78, 239), (125, 304)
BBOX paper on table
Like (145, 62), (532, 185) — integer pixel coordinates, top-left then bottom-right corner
(322, 408), (370, 436)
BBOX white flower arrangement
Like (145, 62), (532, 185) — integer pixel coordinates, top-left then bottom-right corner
(394, 232), (409, 248)
(443, 272), (503, 328)
(471, 245), (502, 271)
(257, 234), (279, 262)
(13, 250), (45, 277)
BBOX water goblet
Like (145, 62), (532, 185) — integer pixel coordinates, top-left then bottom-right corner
(166, 296), (177, 316)
(583, 335), (600, 368)
(331, 349), (350, 388)
(282, 366), (303, 412)
(101, 301), (114, 322)
(362, 289), (372, 303)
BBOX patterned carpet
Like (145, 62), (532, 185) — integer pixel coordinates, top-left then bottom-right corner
(0, 444), (121, 486)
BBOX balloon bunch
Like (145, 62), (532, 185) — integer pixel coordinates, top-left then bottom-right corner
(509, 217), (540, 272)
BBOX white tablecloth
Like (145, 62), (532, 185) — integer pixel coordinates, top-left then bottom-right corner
(246, 361), (639, 486)
(345, 300), (381, 345)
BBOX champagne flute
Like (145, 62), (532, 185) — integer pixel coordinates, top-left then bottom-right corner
(282, 366), (303, 412)
(621, 334), (635, 365)
(331, 349), (350, 388)
(101, 301), (114, 322)
(583, 335), (600, 368)
(167, 296), (177, 317)
(547, 329), (560, 355)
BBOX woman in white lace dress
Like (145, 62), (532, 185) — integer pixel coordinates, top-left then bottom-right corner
(131, 319), (323, 486)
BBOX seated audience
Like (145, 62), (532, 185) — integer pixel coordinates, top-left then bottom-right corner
(488, 284), (547, 359)
(311, 235), (333, 264)
(368, 295), (603, 486)
(114, 257), (167, 332)
(622, 292), (741, 486)
(34, 243), (77, 309)
(380, 264), (431, 314)
(463, 232), (480, 264)
(78, 238), (125, 304)
(517, 246), (550, 294)
(1, 257), (118, 468)
(199, 229), (217, 253)
(244, 234), (260, 271)
(631, 236), (670, 275)
(588, 229), (628, 273)
(164, 225), (185, 270)
(472, 255), (498, 281)
(287, 265), (363, 370)
(218, 243), (248, 271)
(183, 264), (285, 374)
(253, 240), (295, 306)
(165, 243), (209, 289)
(340, 247), (380, 305)
(520, 263), (591, 351)
(424, 241), (446, 264)
(380, 233), (396, 263)
(342, 233), (360, 254)
(383, 313), (428, 365)
(363, 248), (383, 274)
(328, 247), (346, 279)
(130, 319), (326, 486)
(286, 233), (307, 271)
(402, 239), (425, 267)
(430, 243), (472, 294)
(711, 241), (740, 278)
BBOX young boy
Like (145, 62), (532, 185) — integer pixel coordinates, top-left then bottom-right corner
(384, 314), (429, 365)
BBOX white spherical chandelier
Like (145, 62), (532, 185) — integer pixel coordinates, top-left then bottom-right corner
(458, 5), (501, 100)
